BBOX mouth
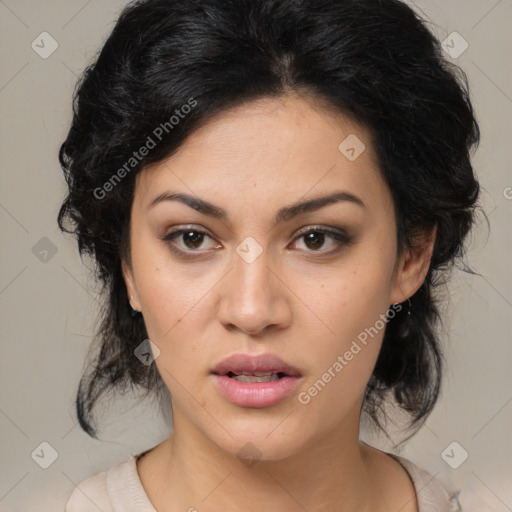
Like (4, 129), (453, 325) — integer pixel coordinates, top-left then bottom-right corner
(223, 371), (290, 383)
(210, 353), (303, 407)
(211, 353), (302, 380)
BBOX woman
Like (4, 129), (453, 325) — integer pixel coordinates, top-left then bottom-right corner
(60, 0), (482, 510)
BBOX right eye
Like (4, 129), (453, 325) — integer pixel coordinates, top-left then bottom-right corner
(160, 226), (221, 258)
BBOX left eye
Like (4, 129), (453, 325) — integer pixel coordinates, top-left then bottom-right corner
(290, 228), (349, 253)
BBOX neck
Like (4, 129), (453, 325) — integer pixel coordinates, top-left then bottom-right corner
(156, 406), (379, 511)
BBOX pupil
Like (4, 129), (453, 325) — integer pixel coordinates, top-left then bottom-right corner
(305, 232), (324, 250)
(184, 231), (203, 249)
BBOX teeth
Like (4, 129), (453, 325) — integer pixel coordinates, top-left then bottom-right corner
(233, 371), (274, 377)
(231, 373), (280, 383)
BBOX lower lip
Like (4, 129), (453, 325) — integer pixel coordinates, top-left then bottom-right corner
(211, 374), (302, 408)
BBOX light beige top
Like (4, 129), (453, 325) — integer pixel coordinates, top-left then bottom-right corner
(65, 451), (464, 511)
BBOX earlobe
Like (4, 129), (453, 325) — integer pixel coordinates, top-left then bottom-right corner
(121, 260), (140, 311)
(390, 225), (437, 305)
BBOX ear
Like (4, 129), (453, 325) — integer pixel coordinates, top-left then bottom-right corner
(122, 259), (141, 312)
(389, 224), (437, 305)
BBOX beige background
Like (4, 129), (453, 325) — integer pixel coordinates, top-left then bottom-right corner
(0, 0), (511, 510)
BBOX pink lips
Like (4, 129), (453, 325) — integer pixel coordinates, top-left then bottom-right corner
(211, 353), (303, 408)
(211, 353), (302, 377)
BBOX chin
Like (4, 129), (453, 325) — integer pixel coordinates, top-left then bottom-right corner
(207, 421), (307, 464)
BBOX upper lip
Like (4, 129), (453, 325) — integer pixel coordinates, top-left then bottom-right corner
(211, 353), (302, 377)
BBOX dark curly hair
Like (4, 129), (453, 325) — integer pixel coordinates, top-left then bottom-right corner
(57, 0), (484, 442)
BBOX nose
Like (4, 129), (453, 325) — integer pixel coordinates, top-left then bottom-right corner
(216, 248), (292, 336)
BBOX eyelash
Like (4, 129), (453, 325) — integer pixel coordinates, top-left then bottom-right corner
(160, 225), (353, 260)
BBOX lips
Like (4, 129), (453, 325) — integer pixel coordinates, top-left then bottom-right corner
(211, 353), (303, 407)
(211, 353), (302, 378)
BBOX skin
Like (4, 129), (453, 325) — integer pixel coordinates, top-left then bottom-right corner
(122, 93), (436, 512)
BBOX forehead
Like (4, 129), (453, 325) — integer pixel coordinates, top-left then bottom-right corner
(133, 94), (392, 218)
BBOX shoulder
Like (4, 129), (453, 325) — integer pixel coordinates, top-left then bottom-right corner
(65, 454), (155, 512)
(390, 454), (463, 512)
(64, 468), (112, 512)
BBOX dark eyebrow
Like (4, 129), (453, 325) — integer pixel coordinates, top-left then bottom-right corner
(147, 190), (366, 224)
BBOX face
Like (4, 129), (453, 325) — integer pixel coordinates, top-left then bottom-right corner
(122, 94), (434, 461)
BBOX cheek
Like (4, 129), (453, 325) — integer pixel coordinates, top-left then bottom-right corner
(141, 285), (208, 404)
(303, 256), (395, 347)
(138, 273), (209, 372)
(296, 340), (380, 433)
(131, 231), (210, 338)
(302, 285), (385, 394)
(133, 270), (218, 392)
(295, 254), (395, 405)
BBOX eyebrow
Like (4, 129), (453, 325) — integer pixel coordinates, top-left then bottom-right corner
(147, 190), (366, 224)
